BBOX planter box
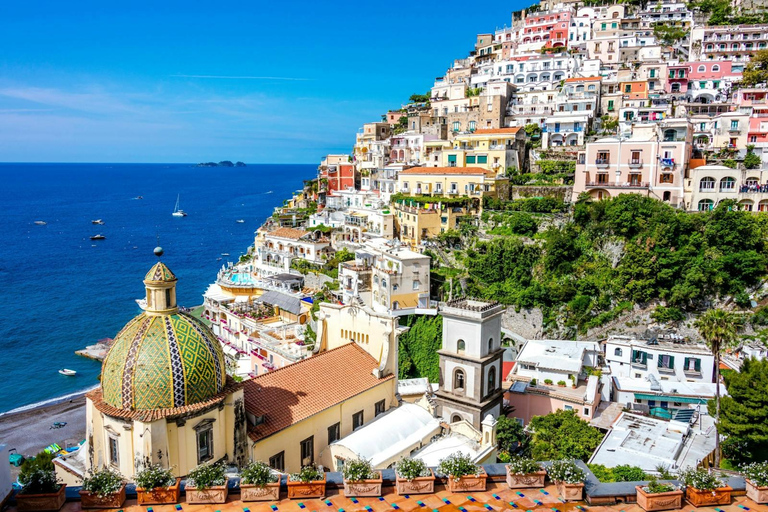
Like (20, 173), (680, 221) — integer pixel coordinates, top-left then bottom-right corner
(446, 469), (487, 493)
(15, 484), (67, 512)
(747, 479), (768, 504)
(505, 467), (546, 489)
(685, 485), (732, 508)
(186, 478), (230, 504)
(136, 478), (181, 505)
(79, 484), (127, 509)
(635, 485), (683, 512)
(556, 482), (584, 502)
(344, 472), (383, 497)
(287, 474), (326, 499)
(395, 470), (435, 495)
(241, 482), (280, 502)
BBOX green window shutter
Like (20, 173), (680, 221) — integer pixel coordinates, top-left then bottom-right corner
(608, 100), (614, 110)
(477, 155), (488, 164)
(601, 23), (606, 30)
(466, 155), (476, 164)
(448, 155), (457, 163)
(669, 355), (675, 368)
(695, 358), (701, 372)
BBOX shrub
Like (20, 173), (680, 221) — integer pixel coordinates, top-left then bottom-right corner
(651, 305), (685, 323)
(557, 380), (566, 386)
(19, 468), (59, 495)
(342, 458), (377, 482)
(134, 464), (176, 490)
(291, 464), (324, 483)
(612, 464), (647, 482)
(547, 460), (586, 484)
(438, 453), (481, 479)
(187, 461), (227, 489)
(644, 476), (677, 494)
(240, 461), (278, 486)
(82, 466), (124, 497)
(395, 458), (431, 481)
(741, 461), (768, 487)
(544, 379), (554, 385)
(506, 456), (542, 475)
(677, 467), (724, 490)
(19, 451), (55, 481)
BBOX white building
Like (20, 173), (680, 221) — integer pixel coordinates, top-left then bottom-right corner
(513, 339), (601, 387)
(605, 335), (714, 383)
(612, 375), (722, 420)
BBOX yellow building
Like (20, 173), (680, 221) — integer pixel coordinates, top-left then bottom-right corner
(393, 200), (477, 249)
(397, 166), (509, 200)
(444, 127), (526, 173)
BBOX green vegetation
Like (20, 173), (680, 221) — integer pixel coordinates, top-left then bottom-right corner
(651, 305), (686, 323)
(652, 23), (688, 46)
(20, 451), (55, 484)
(463, 195), (768, 335)
(587, 464), (647, 482)
(688, 0), (768, 25)
(483, 196), (568, 213)
(291, 247), (355, 279)
(496, 415), (528, 456)
(392, 193), (475, 208)
(487, 211), (539, 237)
(718, 358), (768, 464)
(528, 410), (603, 462)
(398, 315), (443, 381)
(743, 50), (768, 87)
(744, 145), (761, 170)
(408, 92), (431, 104)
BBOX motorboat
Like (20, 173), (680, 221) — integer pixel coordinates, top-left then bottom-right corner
(58, 369), (77, 376)
(34, 220), (47, 225)
(134, 195), (143, 200)
(91, 219), (104, 225)
(172, 194), (187, 217)
(90, 234), (106, 240)
(135, 298), (147, 310)
(221, 253), (230, 256)
(236, 219), (245, 223)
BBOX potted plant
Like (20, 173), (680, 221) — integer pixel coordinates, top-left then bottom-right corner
(342, 458), (383, 497)
(505, 456), (546, 489)
(557, 380), (567, 387)
(79, 466), (126, 509)
(15, 468), (66, 512)
(547, 460), (586, 501)
(185, 461), (229, 504)
(240, 460), (280, 502)
(544, 379), (553, 385)
(287, 465), (326, 499)
(742, 461), (768, 504)
(678, 467), (731, 507)
(635, 477), (683, 511)
(395, 458), (435, 495)
(135, 464), (180, 505)
(438, 453), (487, 492)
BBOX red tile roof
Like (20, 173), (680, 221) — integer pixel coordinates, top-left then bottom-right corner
(267, 227), (309, 240)
(471, 127), (521, 135)
(565, 76), (601, 83)
(244, 343), (394, 441)
(399, 166), (491, 176)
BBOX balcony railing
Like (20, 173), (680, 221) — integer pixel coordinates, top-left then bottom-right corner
(586, 181), (649, 189)
(628, 159), (643, 168)
(595, 159), (610, 168)
(660, 158), (676, 167)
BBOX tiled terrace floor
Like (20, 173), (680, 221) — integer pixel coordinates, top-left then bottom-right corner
(15, 482), (765, 512)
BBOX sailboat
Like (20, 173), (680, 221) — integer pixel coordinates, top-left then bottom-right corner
(172, 194), (187, 217)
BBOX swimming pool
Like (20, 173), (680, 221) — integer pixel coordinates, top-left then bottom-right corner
(229, 272), (258, 285)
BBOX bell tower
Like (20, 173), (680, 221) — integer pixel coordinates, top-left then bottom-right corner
(434, 298), (505, 429)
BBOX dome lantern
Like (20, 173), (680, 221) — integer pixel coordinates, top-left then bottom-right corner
(144, 262), (178, 315)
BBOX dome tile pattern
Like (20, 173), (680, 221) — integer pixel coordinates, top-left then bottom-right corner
(144, 262), (177, 282)
(101, 312), (226, 410)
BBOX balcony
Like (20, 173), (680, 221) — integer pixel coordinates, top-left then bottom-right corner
(595, 159), (610, 168)
(585, 181), (649, 189)
(660, 158), (676, 167)
(628, 159), (643, 169)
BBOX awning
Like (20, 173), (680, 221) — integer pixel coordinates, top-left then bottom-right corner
(634, 393), (707, 404)
(258, 290), (303, 315)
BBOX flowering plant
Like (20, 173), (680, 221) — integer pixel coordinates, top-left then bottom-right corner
(134, 464), (175, 490)
(741, 461), (768, 487)
(240, 461), (279, 487)
(290, 464), (324, 483)
(547, 460), (586, 484)
(81, 466), (124, 497)
(187, 461), (227, 489)
(437, 453), (482, 479)
(19, 468), (60, 495)
(506, 456), (542, 475)
(677, 467), (724, 491)
(395, 458), (431, 481)
(643, 476), (677, 494)
(342, 458), (378, 482)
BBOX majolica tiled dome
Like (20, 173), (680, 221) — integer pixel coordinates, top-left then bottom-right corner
(100, 262), (226, 410)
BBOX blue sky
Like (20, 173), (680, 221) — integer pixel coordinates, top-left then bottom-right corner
(0, 1), (525, 163)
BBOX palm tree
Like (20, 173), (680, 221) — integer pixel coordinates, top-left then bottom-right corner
(694, 309), (744, 468)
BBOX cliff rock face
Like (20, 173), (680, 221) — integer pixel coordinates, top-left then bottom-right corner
(501, 307), (544, 340)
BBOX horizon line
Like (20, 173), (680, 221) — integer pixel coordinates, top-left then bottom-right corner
(170, 74), (314, 81)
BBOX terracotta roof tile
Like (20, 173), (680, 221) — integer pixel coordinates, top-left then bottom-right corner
(268, 227), (309, 240)
(244, 343), (394, 441)
(565, 76), (602, 83)
(471, 127), (521, 135)
(399, 166), (490, 176)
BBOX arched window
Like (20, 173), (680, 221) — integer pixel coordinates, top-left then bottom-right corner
(457, 339), (466, 352)
(720, 176), (735, 191)
(588, 84), (596, 91)
(698, 199), (715, 211)
(700, 177), (715, 190)
(488, 367), (497, 392)
(697, 65), (706, 72)
(488, 337), (494, 352)
(614, 347), (622, 356)
(712, 64), (720, 72)
(454, 369), (466, 390)
(451, 414), (463, 423)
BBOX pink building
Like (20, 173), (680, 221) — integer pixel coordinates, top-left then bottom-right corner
(521, 11), (571, 47)
(505, 377), (601, 425)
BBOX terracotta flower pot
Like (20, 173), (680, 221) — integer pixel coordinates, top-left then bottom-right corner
(395, 469), (435, 495)
(136, 478), (181, 505)
(344, 472), (383, 497)
(555, 481), (584, 502)
(79, 484), (127, 509)
(446, 469), (487, 492)
(287, 474), (326, 499)
(240, 481), (280, 502)
(635, 485), (683, 512)
(746, 479), (768, 504)
(185, 478), (229, 504)
(684, 485), (732, 507)
(505, 467), (546, 489)
(15, 484), (67, 512)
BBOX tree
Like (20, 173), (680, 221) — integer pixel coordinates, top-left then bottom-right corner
(527, 409), (603, 461)
(496, 415), (528, 455)
(744, 145), (761, 169)
(694, 309), (744, 467)
(742, 49), (768, 86)
(409, 92), (431, 104)
(652, 23), (688, 46)
(716, 358), (768, 464)
(397, 315), (443, 381)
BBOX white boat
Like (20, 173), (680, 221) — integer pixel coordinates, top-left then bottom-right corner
(236, 219), (245, 223)
(221, 253), (230, 256)
(34, 220), (47, 225)
(135, 298), (147, 310)
(90, 234), (106, 240)
(59, 369), (77, 376)
(91, 219), (104, 225)
(172, 194), (187, 217)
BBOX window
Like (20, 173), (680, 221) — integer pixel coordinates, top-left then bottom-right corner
(452, 121), (460, 132)
(712, 64), (720, 72)
(300, 436), (314, 466)
(469, 121), (476, 131)
(684, 357), (702, 373)
(457, 339), (466, 352)
(375, 399), (386, 417)
(488, 337), (493, 352)
(624, 84), (632, 93)
(731, 120), (739, 130)
(165, 288), (172, 306)
(698, 65), (706, 72)
(477, 155), (488, 164)
(698, 199), (714, 211)
(658, 354), (675, 371)
(108, 436), (119, 467)
(632, 350), (648, 366)
(328, 423), (340, 445)
(196, 425), (214, 463)
(488, 367), (497, 393)
(607, 100), (614, 111)
(564, 405), (573, 411)
(584, 408), (590, 416)
(660, 173), (673, 184)
(700, 177), (715, 190)
(614, 347), (622, 356)
(353, 410), (364, 430)
(466, 155), (476, 164)
(454, 368), (466, 390)
(269, 451), (285, 472)
(447, 155), (457, 167)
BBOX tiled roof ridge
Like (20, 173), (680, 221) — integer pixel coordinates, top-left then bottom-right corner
(246, 342), (373, 383)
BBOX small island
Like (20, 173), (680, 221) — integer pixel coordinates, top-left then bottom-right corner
(197, 161), (246, 167)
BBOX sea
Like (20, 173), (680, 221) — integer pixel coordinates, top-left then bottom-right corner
(0, 162), (316, 414)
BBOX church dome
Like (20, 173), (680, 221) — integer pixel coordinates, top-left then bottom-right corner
(100, 260), (226, 410)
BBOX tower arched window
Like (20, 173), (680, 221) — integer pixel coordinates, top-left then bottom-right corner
(614, 347), (622, 356)
(457, 339), (466, 353)
(488, 337), (494, 352)
(454, 369), (466, 390)
(488, 367), (497, 392)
